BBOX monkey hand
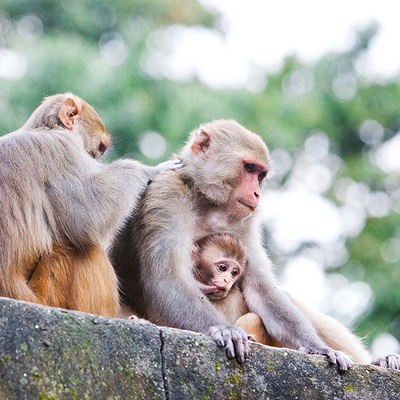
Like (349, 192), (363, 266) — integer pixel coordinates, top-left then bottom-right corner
(372, 354), (400, 370)
(247, 334), (257, 342)
(154, 159), (183, 173)
(299, 345), (352, 372)
(145, 159), (182, 184)
(208, 325), (250, 364)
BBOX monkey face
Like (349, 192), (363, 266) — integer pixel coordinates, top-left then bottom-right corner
(225, 160), (268, 219)
(203, 258), (242, 300)
(195, 237), (245, 300)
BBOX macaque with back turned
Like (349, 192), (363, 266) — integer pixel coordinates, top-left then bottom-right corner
(0, 93), (177, 317)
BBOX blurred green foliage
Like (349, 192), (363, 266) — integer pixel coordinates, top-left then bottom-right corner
(1, 0), (400, 349)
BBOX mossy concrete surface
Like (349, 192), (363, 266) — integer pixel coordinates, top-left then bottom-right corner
(0, 297), (399, 400)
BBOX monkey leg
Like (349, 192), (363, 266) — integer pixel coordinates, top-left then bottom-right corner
(29, 245), (119, 317)
(0, 274), (42, 304)
(69, 246), (120, 317)
(235, 306), (371, 364)
(28, 246), (74, 309)
(235, 312), (280, 346)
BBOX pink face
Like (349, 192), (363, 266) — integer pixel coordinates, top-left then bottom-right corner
(197, 243), (244, 300)
(228, 160), (268, 218)
(206, 259), (242, 300)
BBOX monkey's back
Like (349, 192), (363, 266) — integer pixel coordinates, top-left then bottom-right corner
(0, 129), (95, 268)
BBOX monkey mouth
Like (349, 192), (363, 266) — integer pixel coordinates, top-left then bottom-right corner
(208, 289), (228, 300)
(238, 200), (256, 212)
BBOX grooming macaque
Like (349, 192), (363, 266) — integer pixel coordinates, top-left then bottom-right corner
(0, 93), (177, 317)
(193, 234), (371, 363)
(112, 119), (399, 371)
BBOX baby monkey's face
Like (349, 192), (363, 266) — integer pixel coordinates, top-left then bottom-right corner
(196, 244), (243, 300)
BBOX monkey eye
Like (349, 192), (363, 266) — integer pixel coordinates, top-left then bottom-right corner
(258, 171), (267, 184)
(244, 163), (256, 174)
(217, 264), (227, 272)
(98, 141), (108, 155)
(231, 269), (239, 277)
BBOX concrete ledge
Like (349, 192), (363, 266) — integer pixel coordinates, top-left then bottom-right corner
(0, 297), (399, 399)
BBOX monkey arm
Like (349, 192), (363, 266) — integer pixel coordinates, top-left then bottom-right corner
(80, 158), (181, 244)
(48, 152), (155, 248)
(136, 176), (229, 330)
(129, 174), (251, 362)
(241, 223), (352, 371)
(28, 129), (179, 250)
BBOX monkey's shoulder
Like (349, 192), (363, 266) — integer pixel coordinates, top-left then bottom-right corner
(146, 170), (193, 199)
(0, 129), (97, 183)
(0, 128), (83, 155)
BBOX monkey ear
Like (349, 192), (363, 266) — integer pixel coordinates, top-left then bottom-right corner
(58, 97), (82, 130)
(191, 129), (211, 155)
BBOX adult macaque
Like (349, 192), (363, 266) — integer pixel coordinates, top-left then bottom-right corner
(194, 234), (371, 364)
(112, 119), (398, 371)
(0, 93), (176, 317)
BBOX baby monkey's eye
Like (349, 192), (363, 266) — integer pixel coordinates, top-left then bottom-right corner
(217, 264), (227, 272)
(231, 269), (239, 277)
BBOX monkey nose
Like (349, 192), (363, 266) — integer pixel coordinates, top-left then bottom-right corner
(214, 282), (228, 291)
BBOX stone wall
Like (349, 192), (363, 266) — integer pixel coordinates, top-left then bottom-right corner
(0, 297), (399, 399)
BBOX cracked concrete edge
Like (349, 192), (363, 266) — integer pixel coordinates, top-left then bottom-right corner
(0, 298), (166, 400)
(0, 297), (400, 400)
(159, 329), (170, 400)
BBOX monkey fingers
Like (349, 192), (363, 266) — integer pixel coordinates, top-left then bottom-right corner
(208, 325), (250, 364)
(247, 334), (257, 342)
(299, 346), (352, 372)
(153, 159), (183, 173)
(372, 354), (400, 370)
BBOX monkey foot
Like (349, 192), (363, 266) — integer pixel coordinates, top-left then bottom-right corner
(372, 354), (400, 370)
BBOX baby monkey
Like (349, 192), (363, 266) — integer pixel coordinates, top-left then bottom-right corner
(193, 234), (373, 364)
(194, 234), (270, 344)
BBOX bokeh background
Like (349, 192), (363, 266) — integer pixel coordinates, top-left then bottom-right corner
(1, 0), (400, 357)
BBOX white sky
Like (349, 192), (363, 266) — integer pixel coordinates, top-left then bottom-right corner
(199, 0), (400, 81)
(144, 0), (400, 91)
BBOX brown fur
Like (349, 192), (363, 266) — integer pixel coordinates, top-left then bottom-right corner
(195, 234), (246, 271)
(0, 93), (172, 317)
(28, 246), (119, 316)
(212, 287), (249, 325)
